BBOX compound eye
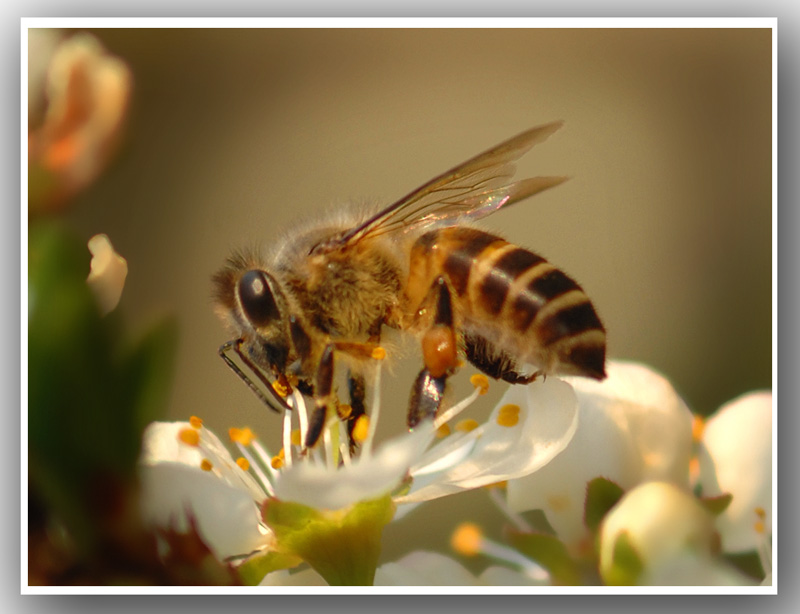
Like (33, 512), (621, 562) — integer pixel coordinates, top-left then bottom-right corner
(238, 270), (281, 328)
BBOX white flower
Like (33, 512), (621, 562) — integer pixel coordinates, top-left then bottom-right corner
(505, 360), (694, 547)
(697, 390), (772, 555)
(86, 234), (127, 314)
(138, 420), (272, 561)
(598, 481), (716, 585)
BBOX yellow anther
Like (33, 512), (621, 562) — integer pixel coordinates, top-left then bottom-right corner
(189, 415), (203, 429)
(451, 522), (483, 557)
(483, 480), (507, 490)
(455, 418), (480, 432)
(291, 429), (302, 446)
(691, 415), (706, 442)
(272, 379), (290, 398)
(371, 346), (387, 360)
(271, 455), (284, 470)
(754, 520), (766, 534)
(200, 459), (213, 471)
(469, 373), (490, 395)
(755, 507), (766, 519)
(496, 403), (521, 427)
(436, 423), (451, 438)
(178, 427), (200, 447)
(338, 404), (353, 420)
(236, 457), (250, 471)
(229, 426), (255, 446)
(352, 415), (371, 443)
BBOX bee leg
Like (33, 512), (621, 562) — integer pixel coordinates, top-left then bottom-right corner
(407, 277), (459, 428)
(346, 372), (367, 450)
(463, 333), (539, 385)
(305, 343), (335, 449)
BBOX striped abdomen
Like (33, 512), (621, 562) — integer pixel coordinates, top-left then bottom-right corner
(406, 226), (606, 380)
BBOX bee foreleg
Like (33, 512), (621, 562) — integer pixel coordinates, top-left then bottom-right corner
(219, 339), (290, 413)
(407, 277), (460, 428)
(306, 343), (335, 448)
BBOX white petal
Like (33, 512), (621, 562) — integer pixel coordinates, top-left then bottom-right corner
(139, 462), (270, 561)
(507, 360), (693, 546)
(375, 551), (480, 586)
(642, 551), (758, 586)
(479, 566), (546, 586)
(397, 377), (578, 503)
(272, 424), (435, 510)
(698, 390), (772, 553)
(599, 481), (715, 582)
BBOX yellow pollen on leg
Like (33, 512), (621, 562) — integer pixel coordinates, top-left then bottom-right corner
(272, 379), (290, 398)
(189, 415), (203, 429)
(178, 427), (200, 447)
(236, 457), (250, 471)
(352, 415), (371, 443)
(496, 404), (521, 427)
(338, 404), (353, 420)
(455, 419), (479, 432)
(200, 459), (213, 471)
(229, 426), (255, 446)
(451, 523), (484, 557)
(469, 373), (490, 395)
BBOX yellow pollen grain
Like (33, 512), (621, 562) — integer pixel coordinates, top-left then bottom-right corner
(496, 404), (520, 427)
(272, 380), (290, 398)
(178, 427), (200, 447)
(200, 459), (213, 471)
(691, 415), (706, 442)
(469, 373), (490, 395)
(352, 415), (370, 443)
(236, 457), (250, 471)
(291, 429), (302, 446)
(372, 346), (387, 360)
(436, 423), (451, 438)
(451, 523), (484, 557)
(189, 415), (203, 429)
(229, 426), (255, 446)
(271, 452), (284, 469)
(455, 418), (480, 433)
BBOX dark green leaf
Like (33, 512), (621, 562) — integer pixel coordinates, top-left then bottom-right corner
(584, 477), (625, 533)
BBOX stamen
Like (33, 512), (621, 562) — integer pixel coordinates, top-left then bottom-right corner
(451, 522), (548, 581)
(251, 439), (280, 480)
(271, 449), (285, 470)
(469, 373), (490, 395)
(200, 458), (213, 471)
(291, 389), (309, 447)
(236, 457), (250, 471)
(178, 427), (200, 447)
(691, 415), (706, 442)
(496, 404), (521, 427)
(291, 429), (302, 447)
(436, 423), (451, 438)
(323, 423), (335, 468)
(455, 419), (479, 433)
(361, 362), (382, 458)
(189, 415), (203, 429)
(352, 415), (370, 443)
(451, 523), (483, 557)
(371, 346), (387, 360)
(282, 408), (293, 468)
(234, 440), (275, 497)
(338, 421), (352, 466)
(229, 427), (255, 446)
(486, 484), (534, 532)
(433, 386), (482, 430)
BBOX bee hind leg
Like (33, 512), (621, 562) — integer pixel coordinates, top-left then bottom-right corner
(407, 277), (459, 428)
(463, 333), (539, 385)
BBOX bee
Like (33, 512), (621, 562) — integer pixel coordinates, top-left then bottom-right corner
(213, 121), (606, 448)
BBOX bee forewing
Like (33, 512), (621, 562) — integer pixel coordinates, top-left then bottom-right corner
(335, 121), (565, 245)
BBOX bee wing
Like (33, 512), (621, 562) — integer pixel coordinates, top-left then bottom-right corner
(336, 121), (568, 246)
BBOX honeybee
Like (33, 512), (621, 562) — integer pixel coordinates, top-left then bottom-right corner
(213, 121), (606, 448)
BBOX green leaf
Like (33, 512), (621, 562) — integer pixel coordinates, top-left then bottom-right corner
(505, 529), (581, 585)
(584, 477), (625, 534)
(603, 531), (644, 586)
(237, 551), (303, 586)
(263, 495), (395, 586)
(699, 493), (733, 517)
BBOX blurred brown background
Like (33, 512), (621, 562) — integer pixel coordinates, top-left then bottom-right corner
(50, 27), (771, 565)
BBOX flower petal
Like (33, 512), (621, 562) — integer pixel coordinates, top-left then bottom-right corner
(397, 376), (578, 503)
(86, 234), (127, 314)
(698, 390), (772, 553)
(374, 551), (481, 586)
(507, 361), (693, 546)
